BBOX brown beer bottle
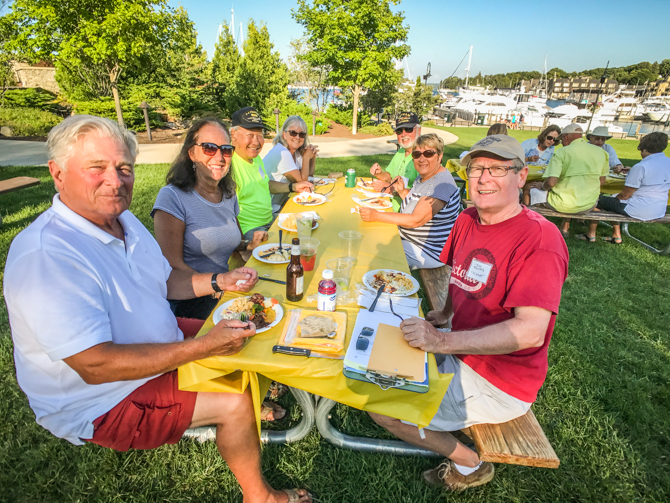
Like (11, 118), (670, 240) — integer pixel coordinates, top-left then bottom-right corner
(286, 238), (304, 302)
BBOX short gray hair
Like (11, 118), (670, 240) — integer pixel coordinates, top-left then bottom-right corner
(47, 115), (138, 168)
(415, 133), (444, 153)
(272, 115), (311, 156)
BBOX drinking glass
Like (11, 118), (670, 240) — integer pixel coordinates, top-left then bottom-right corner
(326, 257), (354, 290)
(339, 230), (363, 261)
(296, 214), (313, 240)
(299, 238), (320, 272)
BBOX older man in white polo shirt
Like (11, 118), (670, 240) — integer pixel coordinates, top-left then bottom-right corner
(3, 115), (311, 503)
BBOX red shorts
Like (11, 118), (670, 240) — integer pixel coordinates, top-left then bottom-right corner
(87, 317), (205, 451)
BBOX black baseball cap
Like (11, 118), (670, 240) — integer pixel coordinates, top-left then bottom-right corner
(395, 112), (420, 130)
(231, 107), (270, 130)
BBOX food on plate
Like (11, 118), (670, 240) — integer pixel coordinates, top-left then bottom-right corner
(262, 246), (290, 261)
(221, 294), (278, 329)
(357, 180), (374, 188)
(362, 198), (392, 209)
(371, 270), (415, 294)
(296, 193), (322, 204)
(298, 315), (338, 338)
(282, 214), (318, 231)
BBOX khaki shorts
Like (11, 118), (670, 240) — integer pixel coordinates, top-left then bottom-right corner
(405, 355), (531, 432)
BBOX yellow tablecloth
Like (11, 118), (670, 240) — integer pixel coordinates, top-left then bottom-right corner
(178, 178), (453, 429)
(447, 159), (625, 196)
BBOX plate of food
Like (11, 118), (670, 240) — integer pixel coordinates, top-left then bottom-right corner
(363, 269), (420, 296)
(278, 213), (320, 232)
(609, 172), (627, 179)
(293, 192), (327, 206)
(252, 243), (291, 264)
(357, 179), (375, 189)
(213, 293), (283, 333)
(358, 197), (393, 210)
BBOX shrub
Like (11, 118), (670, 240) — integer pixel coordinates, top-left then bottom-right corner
(71, 98), (161, 131)
(358, 123), (395, 136)
(422, 120), (437, 127)
(262, 100), (331, 136)
(2, 88), (58, 111)
(0, 107), (63, 136)
(323, 104), (373, 129)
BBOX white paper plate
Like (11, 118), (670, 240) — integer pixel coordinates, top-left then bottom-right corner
(357, 180), (375, 189)
(277, 214), (320, 233)
(212, 297), (284, 334)
(357, 198), (393, 210)
(293, 193), (327, 206)
(362, 269), (420, 297)
(609, 173), (626, 179)
(252, 243), (291, 264)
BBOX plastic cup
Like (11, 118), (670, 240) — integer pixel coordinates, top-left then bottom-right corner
(299, 238), (320, 271)
(296, 214), (313, 240)
(326, 257), (355, 291)
(339, 230), (363, 261)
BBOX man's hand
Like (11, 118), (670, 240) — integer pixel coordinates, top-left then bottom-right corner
(529, 181), (544, 190)
(202, 319), (256, 357)
(613, 164), (626, 174)
(247, 231), (268, 250)
(426, 309), (450, 327)
(370, 163), (383, 176)
(392, 176), (405, 193)
(526, 155), (540, 163)
(371, 179), (389, 193)
(400, 317), (444, 353)
(359, 207), (379, 222)
(217, 267), (258, 292)
(295, 181), (313, 193)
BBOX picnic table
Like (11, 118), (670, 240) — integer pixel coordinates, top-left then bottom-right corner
(179, 178), (453, 447)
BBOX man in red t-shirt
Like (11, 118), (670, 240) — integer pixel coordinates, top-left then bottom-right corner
(370, 135), (569, 491)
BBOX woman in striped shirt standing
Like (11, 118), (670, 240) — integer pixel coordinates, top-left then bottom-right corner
(359, 133), (461, 269)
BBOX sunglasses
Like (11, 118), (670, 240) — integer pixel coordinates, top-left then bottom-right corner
(395, 127), (415, 134)
(411, 150), (439, 160)
(546, 136), (559, 142)
(196, 142), (235, 157)
(287, 130), (307, 139)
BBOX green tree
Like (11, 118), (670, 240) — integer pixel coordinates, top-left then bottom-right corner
(293, 0), (410, 134)
(393, 77), (439, 119)
(287, 36), (331, 112)
(660, 59), (670, 78)
(0, 6), (16, 105)
(210, 21), (241, 114)
(360, 69), (403, 116)
(440, 76), (462, 90)
(7, 0), (191, 127)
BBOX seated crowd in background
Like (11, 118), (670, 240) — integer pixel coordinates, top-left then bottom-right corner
(586, 126), (624, 172)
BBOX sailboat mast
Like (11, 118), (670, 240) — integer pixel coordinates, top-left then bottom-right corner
(465, 46), (473, 88)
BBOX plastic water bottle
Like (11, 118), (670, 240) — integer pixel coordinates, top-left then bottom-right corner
(317, 269), (337, 311)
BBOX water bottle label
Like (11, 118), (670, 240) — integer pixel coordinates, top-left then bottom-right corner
(296, 276), (304, 295)
(317, 293), (336, 311)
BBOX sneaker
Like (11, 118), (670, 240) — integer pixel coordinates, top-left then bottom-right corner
(422, 460), (495, 491)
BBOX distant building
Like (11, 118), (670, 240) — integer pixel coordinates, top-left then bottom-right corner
(648, 76), (670, 97)
(547, 77), (617, 100)
(11, 61), (60, 94)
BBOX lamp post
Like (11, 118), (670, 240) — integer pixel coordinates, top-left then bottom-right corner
(139, 101), (152, 142)
(311, 110), (318, 136)
(273, 108), (280, 133)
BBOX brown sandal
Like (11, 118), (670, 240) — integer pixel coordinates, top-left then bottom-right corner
(282, 488), (312, 502)
(260, 400), (286, 421)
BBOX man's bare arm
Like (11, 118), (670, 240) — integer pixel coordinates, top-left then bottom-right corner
(541, 176), (558, 191)
(616, 186), (636, 200)
(166, 267), (258, 300)
(63, 320), (254, 385)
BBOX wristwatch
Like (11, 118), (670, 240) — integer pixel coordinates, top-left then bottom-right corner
(211, 273), (222, 293)
(288, 182), (295, 193)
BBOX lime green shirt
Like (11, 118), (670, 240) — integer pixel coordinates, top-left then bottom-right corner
(544, 138), (609, 213)
(231, 153), (273, 234)
(385, 148), (419, 211)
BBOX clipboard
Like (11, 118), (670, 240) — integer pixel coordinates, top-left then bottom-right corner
(367, 324), (425, 381)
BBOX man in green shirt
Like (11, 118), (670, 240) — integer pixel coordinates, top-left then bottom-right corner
(230, 107), (312, 240)
(530, 123), (608, 236)
(370, 111), (421, 211)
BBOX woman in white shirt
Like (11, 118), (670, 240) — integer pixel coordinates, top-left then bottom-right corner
(521, 124), (561, 205)
(263, 115), (319, 213)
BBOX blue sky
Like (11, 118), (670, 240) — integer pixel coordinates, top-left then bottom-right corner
(171, 0), (670, 82)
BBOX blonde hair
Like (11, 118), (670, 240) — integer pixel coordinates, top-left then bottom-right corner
(415, 133), (444, 153)
(272, 115), (311, 156)
(47, 115), (138, 168)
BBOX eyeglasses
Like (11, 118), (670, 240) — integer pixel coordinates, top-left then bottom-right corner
(395, 127), (415, 134)
(287, 130), (307, 139)
(467, 165), (515, 178)
(196, 143), (235, 157)
(356, 326), (375, 351)
(411, 150), (439, 160)
(546, 136), (559, 142)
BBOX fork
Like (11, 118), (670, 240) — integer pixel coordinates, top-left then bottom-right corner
(389, 297), (404, 323)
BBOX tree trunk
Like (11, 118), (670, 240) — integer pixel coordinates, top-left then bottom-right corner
(109, 66), (124, 128)
(352, 84), (361, 135)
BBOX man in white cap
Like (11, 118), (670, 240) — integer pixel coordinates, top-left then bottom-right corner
(529, 123), (609, 238)
(587, 126), (624, 172)
(370, 135), (569, 491)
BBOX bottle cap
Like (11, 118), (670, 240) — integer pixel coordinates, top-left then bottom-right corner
(322, 269), (334, 280)
(292, 238), (300, 245)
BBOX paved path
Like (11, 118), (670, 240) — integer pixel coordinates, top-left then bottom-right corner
(0, 127), (458, 166)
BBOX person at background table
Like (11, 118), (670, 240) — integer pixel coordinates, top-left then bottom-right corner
(528, 123), (608, 239)
(230, 107), (313, 240)
(582, 132), (670, 244)
(360, 133), (461, 269)
(586, 126), (625, 172)
(263, 115), (319, 214)
(369, 135), (568, 491)
(369, 111), (421, 211)
(152, 117), (268, 320)
(520, 125), (561, 205)
(3, 115), (311, 503)
(458, 123), (507, 161)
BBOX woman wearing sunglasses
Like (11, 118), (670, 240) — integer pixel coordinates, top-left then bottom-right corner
(359, 134), (461, 269)
(521, 125), (561, 205)
(151, 117), (268, 320)
(263, 115), (319, 213)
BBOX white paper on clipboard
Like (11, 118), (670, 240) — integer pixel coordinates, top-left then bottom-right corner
(343, 310), (401, 372)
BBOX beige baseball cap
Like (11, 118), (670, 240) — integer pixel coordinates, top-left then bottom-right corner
(561, 123), (584, 135)
(461, 134), (525, 166)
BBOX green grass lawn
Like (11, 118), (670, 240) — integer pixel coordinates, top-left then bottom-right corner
(1, 147), (670, 502)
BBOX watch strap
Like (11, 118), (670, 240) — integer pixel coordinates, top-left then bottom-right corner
(211, 273), (222, 293)
(288, 182), (294, 193)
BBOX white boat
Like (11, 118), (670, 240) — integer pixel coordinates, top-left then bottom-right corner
(645, 110), (670, 122)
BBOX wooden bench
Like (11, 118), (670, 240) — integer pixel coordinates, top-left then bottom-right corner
(419, 265), (561, 468)
(527, 205), (670, 256)
(0, 177), (41, 226)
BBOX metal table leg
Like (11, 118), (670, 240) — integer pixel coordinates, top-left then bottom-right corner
(183, 387), (316, 444)
(622, 222), (670, 255)
(315, 397), (440, 457)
